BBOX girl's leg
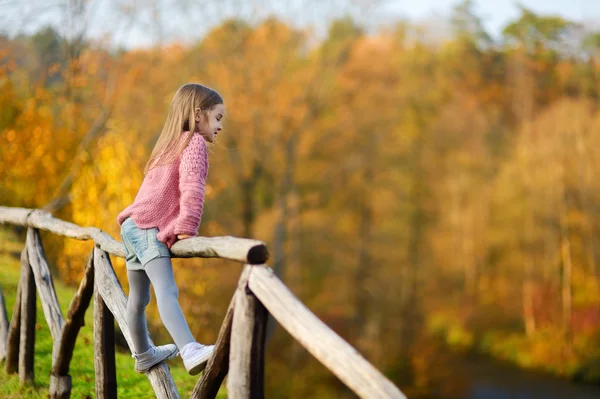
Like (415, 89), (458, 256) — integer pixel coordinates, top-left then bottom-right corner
(126, 269), (152, 353)
(144, 257), (195, 349)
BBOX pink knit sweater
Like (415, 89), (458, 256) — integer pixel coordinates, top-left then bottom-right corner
(116, 132), (209, 249)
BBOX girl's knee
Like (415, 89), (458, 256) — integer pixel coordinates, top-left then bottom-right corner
(128, 292), (151, 310)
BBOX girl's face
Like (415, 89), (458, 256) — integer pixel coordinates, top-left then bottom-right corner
(195, 104), (224, 143)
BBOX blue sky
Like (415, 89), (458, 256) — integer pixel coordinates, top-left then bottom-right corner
(388, 0), (599, 38)
(2, 0), (599, 48)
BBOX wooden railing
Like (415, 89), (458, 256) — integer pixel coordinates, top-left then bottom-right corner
(0, 206), (406, 399)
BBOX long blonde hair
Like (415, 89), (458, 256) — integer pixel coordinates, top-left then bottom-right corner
(144, 83), (223, 174)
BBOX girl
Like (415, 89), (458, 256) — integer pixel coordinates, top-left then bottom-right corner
(117, 83), (224, 375)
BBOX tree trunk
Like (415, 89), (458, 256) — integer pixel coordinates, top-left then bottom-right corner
(402, 106), (426, 368)
(272, 131), (299, 279)
(463, 207), (477, 296)
(558, 173), (572, 354)
(241, 180), (254, 239)
(523, 210), (536, 338)
(354, 166), (374, 351)
(560, 235), (573, 355)
(556, 114), (572, 355)
(512, 49), (537, 339)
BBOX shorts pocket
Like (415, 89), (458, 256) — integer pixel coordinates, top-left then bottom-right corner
(128, 228), (150, 255)
(120, 228), (138, 262)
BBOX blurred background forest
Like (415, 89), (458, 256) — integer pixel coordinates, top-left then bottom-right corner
(2, 0), (600, 398)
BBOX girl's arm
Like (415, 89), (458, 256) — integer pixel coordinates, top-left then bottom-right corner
(173, 133), (207, 237)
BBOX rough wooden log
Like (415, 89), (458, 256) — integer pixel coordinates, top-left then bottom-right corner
(94, 281), (117, 399)
(26, 228), (64, 341)
(93, 247), (180, 399)
(170, 237), (269, 264)
(5, 249), (25, 373)
(50, 251), (95, 399)
(191, 291), (236, 399)
(49, 375), (72, 399)
(0, 285), (9, 363)
(250, 290), (267, 399)
(248, 266), (406, 399)
(54, 251), (95, 373)
(0, 207), (268, 263)
(227, 266), (252, 398)
(0, 208), (123, 256)
(0, 206), (31, 225)
(228, 266), (267, 399)
(18, 256), (36, 385)
(4, 287), (21, 373)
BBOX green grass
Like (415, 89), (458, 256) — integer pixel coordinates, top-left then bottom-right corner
(0, 228), (227, 398)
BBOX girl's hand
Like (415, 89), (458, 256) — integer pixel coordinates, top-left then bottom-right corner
(177, 234), (193, 240)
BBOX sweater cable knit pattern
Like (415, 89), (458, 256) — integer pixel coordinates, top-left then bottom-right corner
(117, 132), (209, 249)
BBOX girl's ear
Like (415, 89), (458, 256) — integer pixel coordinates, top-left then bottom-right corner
(194, 107), (202, 122)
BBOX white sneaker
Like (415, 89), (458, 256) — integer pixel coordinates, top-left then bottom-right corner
(179, 342), (215, 375)
(132, 344), (179, 373)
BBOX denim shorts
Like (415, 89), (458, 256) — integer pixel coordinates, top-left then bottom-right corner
(120, 217), (171, 271)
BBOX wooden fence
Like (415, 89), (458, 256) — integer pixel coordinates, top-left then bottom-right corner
(0, 206), (406, 399)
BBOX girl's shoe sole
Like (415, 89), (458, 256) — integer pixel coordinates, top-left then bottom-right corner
(135, 349), (179, 373)
(187, 353), (212, 375)
(188, 360), (207, 376)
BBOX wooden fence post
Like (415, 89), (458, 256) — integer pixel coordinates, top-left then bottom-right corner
(50, 252), (95, 399)
(93, 246), (180, 399)
(191, 293), (235, 399)
(4, 286), (21, 374)
(18, 254), (36, 385)
(0, 285), (9, 363)
(251, 291), (267, 399)
(0, 206), (407, 399)
(26, 228), (64, 341)
(248, 266), (406, 399)
(227, 266), (267, 399)
(94, 280), (117, 399)
(5, 248), (25, 373)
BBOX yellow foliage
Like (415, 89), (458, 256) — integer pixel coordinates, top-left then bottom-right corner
(573, 268), (600, 306)
(62, 120), (146, 283)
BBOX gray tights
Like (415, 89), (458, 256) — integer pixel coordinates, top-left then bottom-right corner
(126, 256), (195, 354)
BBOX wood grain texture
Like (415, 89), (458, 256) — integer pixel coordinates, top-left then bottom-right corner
(170, 236), (269, 264)
(27, 228), (64, 341)
(5, 248), (25, 374)
(0, 285), (9, 363)
(93, 247), (181, 399)
(49, 374), (72, 399)
(250, 290), (267, 399)
(18, 255), (35, 385)
(191, 294), (235, 399)
(0, 206), (403, 399)
(227, 266), (267, 399)
(227, 266), (253, 398)
(0, 207), (268, 263)
(53, 251), (95, 375)
(248, 266), (406, 399)
(94, 282), (117, 399)
(49, 252), (95, 399)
